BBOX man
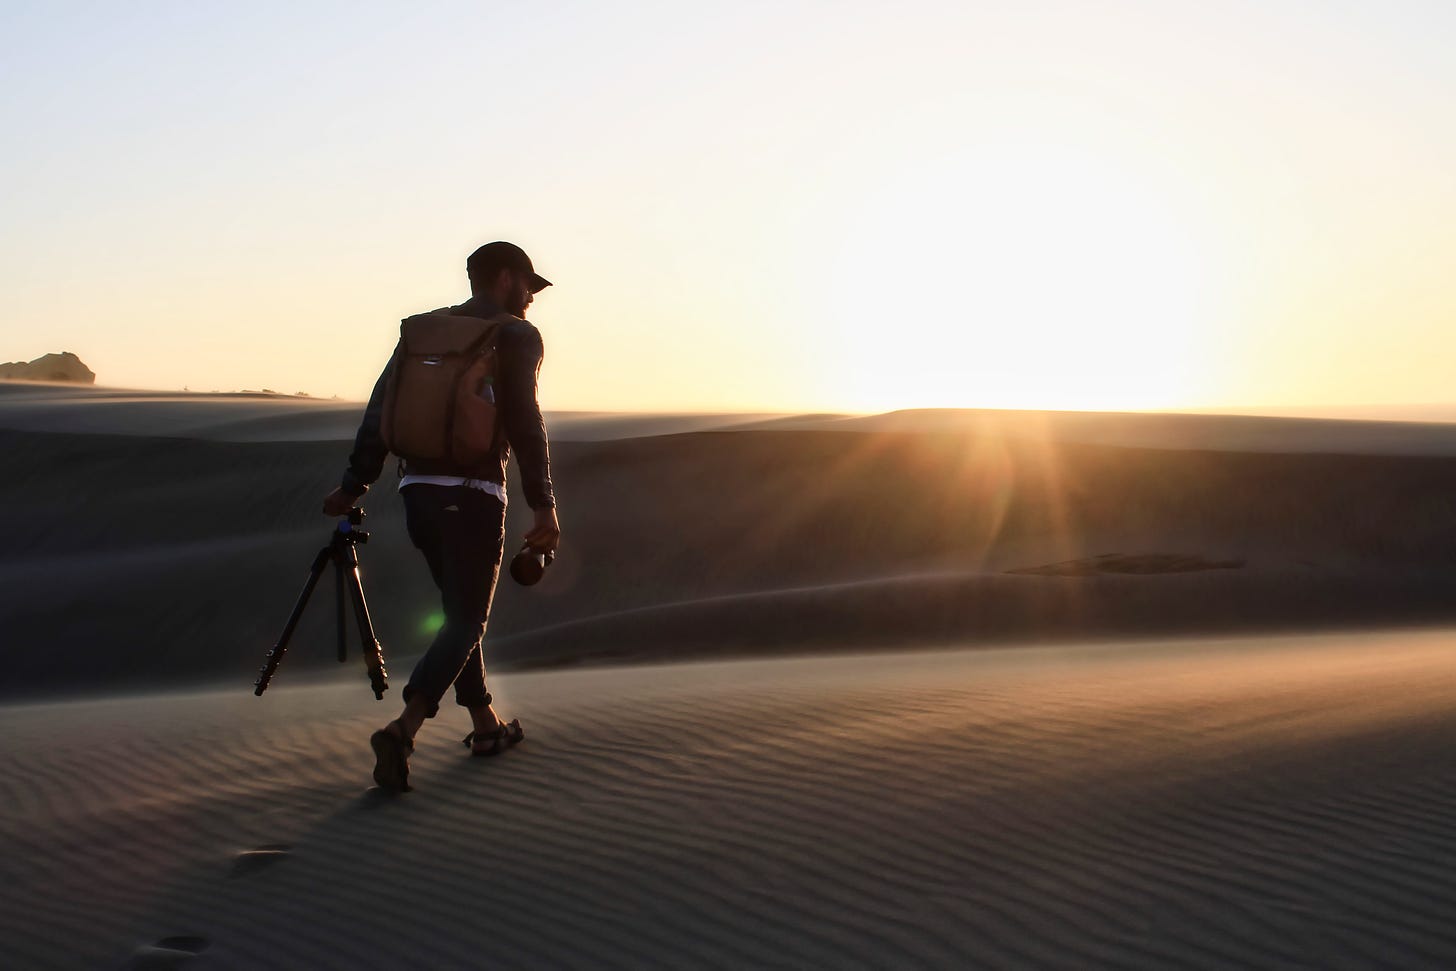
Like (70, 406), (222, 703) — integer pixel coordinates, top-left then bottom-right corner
(322, 241), (561, 792)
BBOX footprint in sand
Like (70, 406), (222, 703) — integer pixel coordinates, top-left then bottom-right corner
(124, 935), (209, 968)
(229, 843), (292, 877)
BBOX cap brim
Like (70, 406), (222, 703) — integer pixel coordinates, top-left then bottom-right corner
(528, 273), (552, 293)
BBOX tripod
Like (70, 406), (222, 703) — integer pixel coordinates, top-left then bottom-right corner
(254, 507), (389, 699)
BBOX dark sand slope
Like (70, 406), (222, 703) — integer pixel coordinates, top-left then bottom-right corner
(8, 401), (1456, 696)
(0, 383), (789, 442)
(3, 633), (1456, 969)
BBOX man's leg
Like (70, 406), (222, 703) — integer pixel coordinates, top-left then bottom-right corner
(431, 502), (514, 748)
(399, 485), (506, 727)
(370, 484), (505, 790)
(449, 552), (512, 745)
(455, 640), (515, 750)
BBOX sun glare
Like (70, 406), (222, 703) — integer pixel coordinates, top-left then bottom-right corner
(827, 146), (1219, 413)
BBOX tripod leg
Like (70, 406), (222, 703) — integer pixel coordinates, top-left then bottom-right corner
(255, 546), (333, 696)
(335, 557), (348, 663)
(342, 546), (389, 700)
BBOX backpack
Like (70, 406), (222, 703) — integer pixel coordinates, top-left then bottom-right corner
(380, 310), (518, 466)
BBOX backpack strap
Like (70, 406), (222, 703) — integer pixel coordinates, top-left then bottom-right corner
(447, 313), (517, 461)
(473, 312), (519, 374)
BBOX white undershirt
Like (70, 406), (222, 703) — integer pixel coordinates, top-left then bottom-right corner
(398, 474), (507, 504)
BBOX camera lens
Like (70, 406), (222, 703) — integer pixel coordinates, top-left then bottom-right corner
(510, 544), (553, 586)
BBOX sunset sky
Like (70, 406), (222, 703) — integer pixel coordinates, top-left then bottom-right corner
(3, 1), (1454, 414)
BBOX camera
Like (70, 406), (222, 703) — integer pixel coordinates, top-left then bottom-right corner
(509, 542), (555, 586)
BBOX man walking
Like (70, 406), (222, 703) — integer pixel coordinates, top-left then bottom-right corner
(322, 241), (561, 792)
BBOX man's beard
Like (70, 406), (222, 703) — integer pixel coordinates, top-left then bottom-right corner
(507, 286), (530, 317)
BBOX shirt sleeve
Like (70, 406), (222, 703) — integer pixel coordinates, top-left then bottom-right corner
(340, 344), (398, 496)
(497, 321), (556, 509)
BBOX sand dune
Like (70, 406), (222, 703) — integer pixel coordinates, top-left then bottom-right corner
(3, 632), (1456, 968)
(10, 391), (1456, 966)
(9, 390), (1456, 698)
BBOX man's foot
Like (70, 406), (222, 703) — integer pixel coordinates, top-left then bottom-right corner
(370, 720), (414, 792)
(462, 719), (524, 757)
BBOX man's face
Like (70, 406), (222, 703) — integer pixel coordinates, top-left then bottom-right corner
(503, 269), (533, 317)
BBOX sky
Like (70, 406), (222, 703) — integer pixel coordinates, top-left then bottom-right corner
(2, 1), (1454, 414)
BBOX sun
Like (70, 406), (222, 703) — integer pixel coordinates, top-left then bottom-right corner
(825, 145), (1221, 413)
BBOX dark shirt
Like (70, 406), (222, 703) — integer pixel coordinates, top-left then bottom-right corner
(340, 295), (556, 509)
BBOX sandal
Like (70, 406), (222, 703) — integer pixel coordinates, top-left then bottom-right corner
(461, 718), (524, 757)
(370, 721), (414, 792)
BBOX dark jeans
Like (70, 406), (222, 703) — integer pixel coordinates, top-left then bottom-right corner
(400, 484), (506, 718)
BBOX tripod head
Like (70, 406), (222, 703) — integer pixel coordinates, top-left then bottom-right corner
(334, 507), (370, 546)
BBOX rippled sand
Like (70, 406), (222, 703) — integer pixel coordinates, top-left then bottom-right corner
(5, 631), (1456, 968)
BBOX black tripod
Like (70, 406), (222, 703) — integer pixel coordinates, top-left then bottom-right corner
(254, 507), (389, 699)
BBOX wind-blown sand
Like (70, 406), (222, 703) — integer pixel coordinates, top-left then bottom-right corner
(4, 631), (1456, 968)
(9, 387), (1456, 967)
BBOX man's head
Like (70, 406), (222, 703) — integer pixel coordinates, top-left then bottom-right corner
(466, 241), (551, 317)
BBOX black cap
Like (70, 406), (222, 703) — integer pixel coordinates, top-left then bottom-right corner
(466, 241), (552, 293)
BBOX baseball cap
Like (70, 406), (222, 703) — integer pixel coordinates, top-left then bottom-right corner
(466, 241), (552, 293)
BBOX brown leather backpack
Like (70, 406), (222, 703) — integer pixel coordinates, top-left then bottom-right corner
(380, 310), (518, 466)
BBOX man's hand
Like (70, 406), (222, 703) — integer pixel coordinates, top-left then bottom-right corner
(524, 506), (561, 552)
(322, 486), (361, 517)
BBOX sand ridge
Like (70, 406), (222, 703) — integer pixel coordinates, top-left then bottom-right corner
(0, 384), (789, 443)
(9, 384), (1456, 453)
(4, 632), (1456, 968)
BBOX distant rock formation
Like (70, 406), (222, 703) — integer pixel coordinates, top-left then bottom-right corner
(0, 352), (96, 384)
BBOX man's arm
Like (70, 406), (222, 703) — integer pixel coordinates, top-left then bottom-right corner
(323, 346), (397, 514)
(497, 321), (560, 550)
(498, 322), (555, 509)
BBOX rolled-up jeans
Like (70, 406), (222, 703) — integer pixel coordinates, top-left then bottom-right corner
(400, 483), (505, 717)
